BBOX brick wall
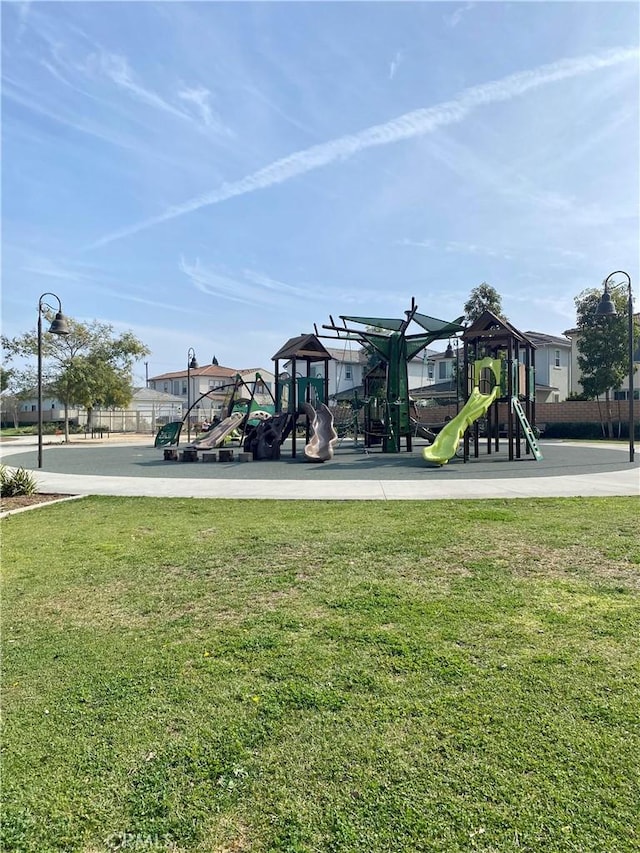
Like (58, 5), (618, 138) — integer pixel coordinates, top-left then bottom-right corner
(535, 399), (640, 425)
(418, 399), (640, 426)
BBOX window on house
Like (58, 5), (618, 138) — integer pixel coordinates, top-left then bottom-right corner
(427, 362), (434, 380)
(438, 361), (453, 380)
(181, 382), (187, 395)
(164, 382), (169, 393)
(554, 349), (561, 367)
(345, 367), (352, 380)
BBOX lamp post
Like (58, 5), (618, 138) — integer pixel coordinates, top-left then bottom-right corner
(37, 293), (70, 469)
(595, 271), (635, 463)
(444, 338), (460, 413)
(186, 347), (198, 442)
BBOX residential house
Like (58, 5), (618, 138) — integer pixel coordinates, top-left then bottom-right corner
(523, 331), (572, 402)
(323, 345), (438, 402)
(564, 323), (640, 401)
(148, 363), (276, 423)
(412, 331), (572, 405)
(7, 387), (183, 432)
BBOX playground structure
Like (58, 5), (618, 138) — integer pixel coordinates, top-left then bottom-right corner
(423, 360), (502, 466)
(271, 334), (333, 458)
(154, 372), (276, 450)
(155, 300), (542, 468)
(303, 402), (338, 462)
(448, 310), (542, 465)
(319, 297), (466, 453)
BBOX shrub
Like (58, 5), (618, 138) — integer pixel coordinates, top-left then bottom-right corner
(543, 421), (640, 440)
(544, 422), (608, 440)
(0, 465), (38, 497)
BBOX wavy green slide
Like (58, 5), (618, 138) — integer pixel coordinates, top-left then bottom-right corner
(423, 386), (500, 466)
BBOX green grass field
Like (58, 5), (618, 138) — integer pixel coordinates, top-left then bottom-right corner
(2, 497), (639, 853)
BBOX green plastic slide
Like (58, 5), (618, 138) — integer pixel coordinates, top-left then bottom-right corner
(422, 386), (500, 466)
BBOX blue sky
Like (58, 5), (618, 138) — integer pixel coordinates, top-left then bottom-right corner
(2, 0), (638, 383)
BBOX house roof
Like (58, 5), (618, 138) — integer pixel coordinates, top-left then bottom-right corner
(412, 379), (556, 398)
(331, 384), (366, 401)
(150, 365), (239, 381)
(132, 387), (184, 403)
(323, 345), (367, 363)
(524, 331), (571, 348)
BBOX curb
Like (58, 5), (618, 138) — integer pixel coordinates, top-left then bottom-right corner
(0, 494), (87, 519)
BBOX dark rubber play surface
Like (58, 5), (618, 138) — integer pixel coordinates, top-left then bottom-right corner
(8, 440), (638, 482)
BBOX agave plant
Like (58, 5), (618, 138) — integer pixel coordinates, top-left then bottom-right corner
(0, 465), (38, 497)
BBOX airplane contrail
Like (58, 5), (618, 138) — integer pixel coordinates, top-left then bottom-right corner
(86, 46), (638, 250)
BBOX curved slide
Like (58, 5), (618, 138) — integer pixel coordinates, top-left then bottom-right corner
(303, 402), (338, 462)
(423, 386), (500, 466)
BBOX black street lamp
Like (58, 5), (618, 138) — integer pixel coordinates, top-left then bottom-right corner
(186, 347), (198, 442)
(444, 338), (460, 413)
(38, 293), (70, 469)
(595, 271), (635, 463)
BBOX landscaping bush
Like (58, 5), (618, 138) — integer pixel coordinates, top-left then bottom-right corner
(542, 421), (639, 440)
(0, 465), (38, 497)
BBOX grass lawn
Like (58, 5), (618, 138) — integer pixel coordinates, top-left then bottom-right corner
(2, 496), (639, 853)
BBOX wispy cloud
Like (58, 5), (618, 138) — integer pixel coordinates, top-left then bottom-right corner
(93, 51), (233, 138)
(13, 0), (32, 42)
(242, 269), (306, 297)
(509, 292), (577, 325)
(389, 50), (404, 81)
(444, 3), (475, 30)
(178, 86), (216, 129)
(31, 31), (234, 140)
(22, 259), (88, 281)
(398, 237), (513, 260)
(98, 51), (190, 121)
(86, 46), (638, 250)
(180, 258), (308, 307)
(1, 75), (163, 156)
(95, 289), (204, 317)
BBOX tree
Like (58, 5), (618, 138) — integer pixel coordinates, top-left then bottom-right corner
(463, 282), (507, 323)
(360, 325), (387, 372)
(0, 366), (13, 393)
(574, 287), (639, 438)
(1, 317), (149, 439)
(0, 367), (34, 428)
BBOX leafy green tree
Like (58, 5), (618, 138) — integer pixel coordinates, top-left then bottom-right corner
(2, 317), (149, 439)
(464, 282), (507, 323)
(360, 325), (387, 372)
(574, 287), (639, 438)
(0, 366), (13, 393)
(0, 367), (35, 429)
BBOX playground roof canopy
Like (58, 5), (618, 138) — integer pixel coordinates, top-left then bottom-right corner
(272, 333), (333, 362)
(462, 310), (536, 347)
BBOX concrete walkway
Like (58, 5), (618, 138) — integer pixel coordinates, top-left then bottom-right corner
(1, 435), (638, 501)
